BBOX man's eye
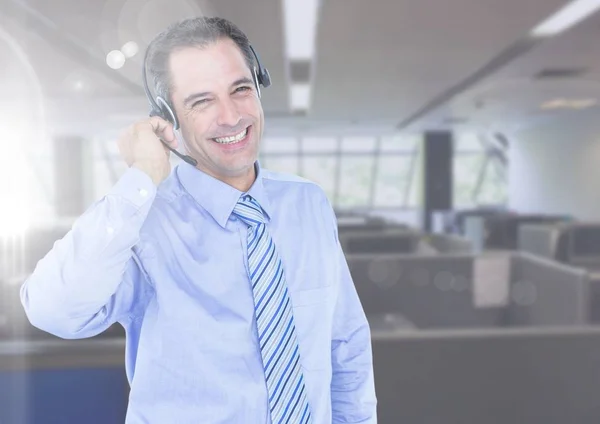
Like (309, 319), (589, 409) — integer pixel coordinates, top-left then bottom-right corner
(193, 99), (209, 107)
(234, 86), (252, 93)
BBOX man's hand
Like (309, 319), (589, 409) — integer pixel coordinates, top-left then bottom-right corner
(117, 117), (179, 185)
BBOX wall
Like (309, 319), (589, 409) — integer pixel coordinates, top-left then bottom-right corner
(509, 112), (600, 221)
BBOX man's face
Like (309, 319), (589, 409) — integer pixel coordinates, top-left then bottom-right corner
(169, 39), (264, 182)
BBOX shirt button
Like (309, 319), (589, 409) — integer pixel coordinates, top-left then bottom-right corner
(107, 226), (115, 235)
(139, 188), (148, 197)
(231, 216), (237, 222)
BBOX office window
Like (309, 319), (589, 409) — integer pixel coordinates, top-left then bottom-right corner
(261, 156), (300, 175)
(302, 137), (337, 154)
(301, 156), (337, 200)
(454, 154), (485, 207)
(337, 157), (374, 207)
(342, 136), (377, 153)
(261, 137), (298, 154)
(380, 134), (420, 152)
(454, 132), (484, 152)
(477, 159), (508, 205)
(453, 131), (508, 208)
(405, 147), (423, 208)
(373, 156), (413, 207)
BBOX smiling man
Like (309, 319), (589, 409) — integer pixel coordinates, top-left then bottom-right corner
(20, 17), (377, 424)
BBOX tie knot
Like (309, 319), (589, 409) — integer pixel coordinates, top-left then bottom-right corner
(232, 195), (266, 227)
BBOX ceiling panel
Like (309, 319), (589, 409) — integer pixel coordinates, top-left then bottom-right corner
(436, 11), (600, 133)
(312, 0), (569, 124)
(6, 0), (597, 137)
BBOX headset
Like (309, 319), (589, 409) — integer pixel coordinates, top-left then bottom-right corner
(142, 43), (271, 166)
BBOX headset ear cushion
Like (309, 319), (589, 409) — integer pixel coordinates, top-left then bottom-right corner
(260, 68), (271, 88)
(156, 96), (180, 130)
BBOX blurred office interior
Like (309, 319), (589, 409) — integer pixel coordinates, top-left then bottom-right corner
(3, 0), (600, 422)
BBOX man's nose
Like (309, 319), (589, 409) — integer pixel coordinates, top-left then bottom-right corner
(216, 98), (241, 128)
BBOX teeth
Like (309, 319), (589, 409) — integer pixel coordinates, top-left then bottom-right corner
(214, 128), (248, 144)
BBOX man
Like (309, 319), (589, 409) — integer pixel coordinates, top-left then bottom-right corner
(20, 16), (377, 423)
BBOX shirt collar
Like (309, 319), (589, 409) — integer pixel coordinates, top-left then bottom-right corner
(176, 160), (271, 228)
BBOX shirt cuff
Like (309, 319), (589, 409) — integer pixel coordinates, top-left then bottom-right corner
(108, 167), (157, 208)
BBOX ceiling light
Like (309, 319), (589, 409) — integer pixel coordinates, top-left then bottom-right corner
(284, 0), (319, 60)
(106, 50), (126, 70)
(569, 98), (598, 109)
(73, 80), (84, 91)
(540, 98), (567, 110)
(531, 0), (600, 37)
(290, 83), (311, 111)
(121, 41), (139, 59)
(540, 98), (598, 110)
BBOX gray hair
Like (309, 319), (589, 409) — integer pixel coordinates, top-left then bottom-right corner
(146, 16), (256, 105)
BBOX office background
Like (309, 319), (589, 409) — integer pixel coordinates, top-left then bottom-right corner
(3, 0), (600, 423)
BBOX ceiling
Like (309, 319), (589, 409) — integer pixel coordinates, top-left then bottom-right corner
(437, 8), (600, 134)
(2, 0), (600, 138)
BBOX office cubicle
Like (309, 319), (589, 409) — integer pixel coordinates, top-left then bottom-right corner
(372, 326), (600, 424)
(339, 225), (473, 255)
(463, 214), (569, 252)
(347, 251), (590, 329)
(431, 207), (508, 234)
(347, 249), (598, 423)
(423, 232), (473, 254)
(519, 222), (600, 322)
(339, 228), (421, 254)
(519, 222), (600, 268)
(337, 215), (408, 233)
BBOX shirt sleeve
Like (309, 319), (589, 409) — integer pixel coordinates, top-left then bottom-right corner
(324, 199), (378, 423)
(20, 167), (157, 339)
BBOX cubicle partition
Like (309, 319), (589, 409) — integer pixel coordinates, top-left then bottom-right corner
(424, 233), (473, 253)
(346, 248), (598, 423)
(339, 227), (473, 255)
(519, 222), (600, 267)
(519, 222), (600, 322)
(353, 248), (596, 423)
(431, 207), (508, 235)
(372, 326), (600, 424)
(339, 229), (421, 254)
(347, 251), (591, 329)
(337, 216), (408, 234)
(347, 253), (504, 328)
(463, 214), (569, 251)
(507, 252), (590, 326)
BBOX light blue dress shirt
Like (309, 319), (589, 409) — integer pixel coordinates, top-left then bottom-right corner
(20, 161), (377, 423)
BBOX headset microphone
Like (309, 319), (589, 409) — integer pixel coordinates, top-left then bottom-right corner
(142, 41), (271, 168)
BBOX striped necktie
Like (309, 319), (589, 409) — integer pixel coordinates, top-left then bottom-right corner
(233, 194), (312, 424)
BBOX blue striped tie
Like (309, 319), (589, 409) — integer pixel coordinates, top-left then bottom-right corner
(233, 194), (312, 424)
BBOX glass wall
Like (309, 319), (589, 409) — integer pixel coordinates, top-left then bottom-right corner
(260, 134), (421, 210)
